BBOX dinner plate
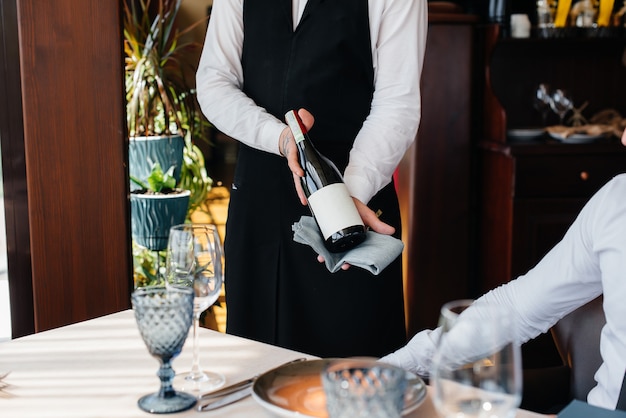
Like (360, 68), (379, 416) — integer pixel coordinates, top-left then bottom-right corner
(252, 358), (427, 418)
(507, 128), (545, 141)
(547, 131), (606, 144)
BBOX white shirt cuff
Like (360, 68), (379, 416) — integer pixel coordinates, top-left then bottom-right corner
(378, 328), (441, 377)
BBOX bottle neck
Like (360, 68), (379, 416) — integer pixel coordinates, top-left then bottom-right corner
(285, 110), (307, 145)
(293, 130), (305, 145)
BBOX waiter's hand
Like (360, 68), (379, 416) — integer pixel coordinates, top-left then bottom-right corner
(317, 198), (396, 270)
(355, 199), (395, 236)
(280, 108), (315, 205)
(280, 109), (396, 270)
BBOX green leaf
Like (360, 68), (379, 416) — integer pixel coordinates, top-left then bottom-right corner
(143, 160), (177, 193)
(123, 0), (209, 138)
(129, 175), (148, 190)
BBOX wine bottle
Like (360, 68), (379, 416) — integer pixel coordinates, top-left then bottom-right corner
(285, 110), (366, 253)
(488, 0), (510, 37)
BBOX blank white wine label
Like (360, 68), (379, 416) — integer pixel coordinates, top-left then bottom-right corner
(308, 183), (364, 240)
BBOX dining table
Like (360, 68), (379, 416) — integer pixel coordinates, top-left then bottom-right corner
(0, 309), (549, 418)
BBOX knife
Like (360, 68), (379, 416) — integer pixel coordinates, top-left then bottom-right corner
(199, 357), (307, 401)
(197, 385), (253, 411)
(198, 376), (256, 401)
(197, 357), (307, 411)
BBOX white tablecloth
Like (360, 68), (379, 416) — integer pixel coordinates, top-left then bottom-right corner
(0, 310), (548, 418)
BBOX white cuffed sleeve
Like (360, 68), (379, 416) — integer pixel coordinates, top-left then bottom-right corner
(379, 328), (441, 377)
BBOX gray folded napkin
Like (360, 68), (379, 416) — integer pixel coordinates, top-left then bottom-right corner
(292, 216), (404, 275)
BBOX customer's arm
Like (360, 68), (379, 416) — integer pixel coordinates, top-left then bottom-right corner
(380, 174), (615, 374)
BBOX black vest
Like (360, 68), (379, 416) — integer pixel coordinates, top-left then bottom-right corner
(241, 0), (374, 170)
(225, 1), (406, 357)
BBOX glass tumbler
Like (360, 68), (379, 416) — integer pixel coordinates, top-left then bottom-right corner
(321, 358), (407, 418)
(431, 299), (522, 418)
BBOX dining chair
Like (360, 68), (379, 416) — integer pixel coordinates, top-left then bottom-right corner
(551, 295), (605, 402)
(521, 296), (605, 413)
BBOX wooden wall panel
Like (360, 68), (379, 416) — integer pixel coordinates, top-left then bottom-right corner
(398, 17), (478, 337)
(1, 0), (132, 335)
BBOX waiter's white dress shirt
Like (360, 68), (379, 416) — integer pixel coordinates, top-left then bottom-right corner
(196, 0), (427, 204)
(382, 173), (626, 410)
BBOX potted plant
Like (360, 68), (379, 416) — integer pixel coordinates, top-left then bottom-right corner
(124, 0), (214, 289)
(130, 161), (191, 252)
(123, 0), (211, 193)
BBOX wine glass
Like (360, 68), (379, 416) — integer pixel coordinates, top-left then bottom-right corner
(132, 286), (196, 413)
(431, 299), (522, 418)
(533, 84), (552, 125)
(166, 223), (225, 394)
(550, 89), (574, 125)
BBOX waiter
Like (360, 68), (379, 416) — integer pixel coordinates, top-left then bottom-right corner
(196, 0), (427, 358)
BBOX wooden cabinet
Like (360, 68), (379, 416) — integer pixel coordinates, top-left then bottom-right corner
(483, 27), (626, 141)
(478, 25), (626, 368)
(479, 24), (626, 291)
(479, 142), (626, 293)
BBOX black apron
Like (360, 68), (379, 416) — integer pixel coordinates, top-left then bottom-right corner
(223, 0), (406, 358)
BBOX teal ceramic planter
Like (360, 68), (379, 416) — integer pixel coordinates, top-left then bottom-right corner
(130, 190), (190, 251)
(129, 135), (185, 191)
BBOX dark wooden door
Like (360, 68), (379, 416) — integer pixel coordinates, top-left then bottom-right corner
(0, 1), (132, 337)
(398, 13), (479, 337)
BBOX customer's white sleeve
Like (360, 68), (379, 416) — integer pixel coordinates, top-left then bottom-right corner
(380, 174), (616, 377)
(379, 328), (441, 377)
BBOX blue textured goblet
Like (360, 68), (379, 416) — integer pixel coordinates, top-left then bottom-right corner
(132, 286), (196, 414)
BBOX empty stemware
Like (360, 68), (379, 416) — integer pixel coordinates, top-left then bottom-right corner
(166, 223), (225, 394)
(132, 286), (196, 414)
(533, 83), (552, 125)
(431, 299), (522, 418)
(550, 89), (574, 125)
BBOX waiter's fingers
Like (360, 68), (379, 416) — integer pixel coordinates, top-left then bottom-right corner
(293, 172), (307, 205)
(353, 199), (395, 235)
(317, 255), (350, 270)
(297, 108), (315, 129)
